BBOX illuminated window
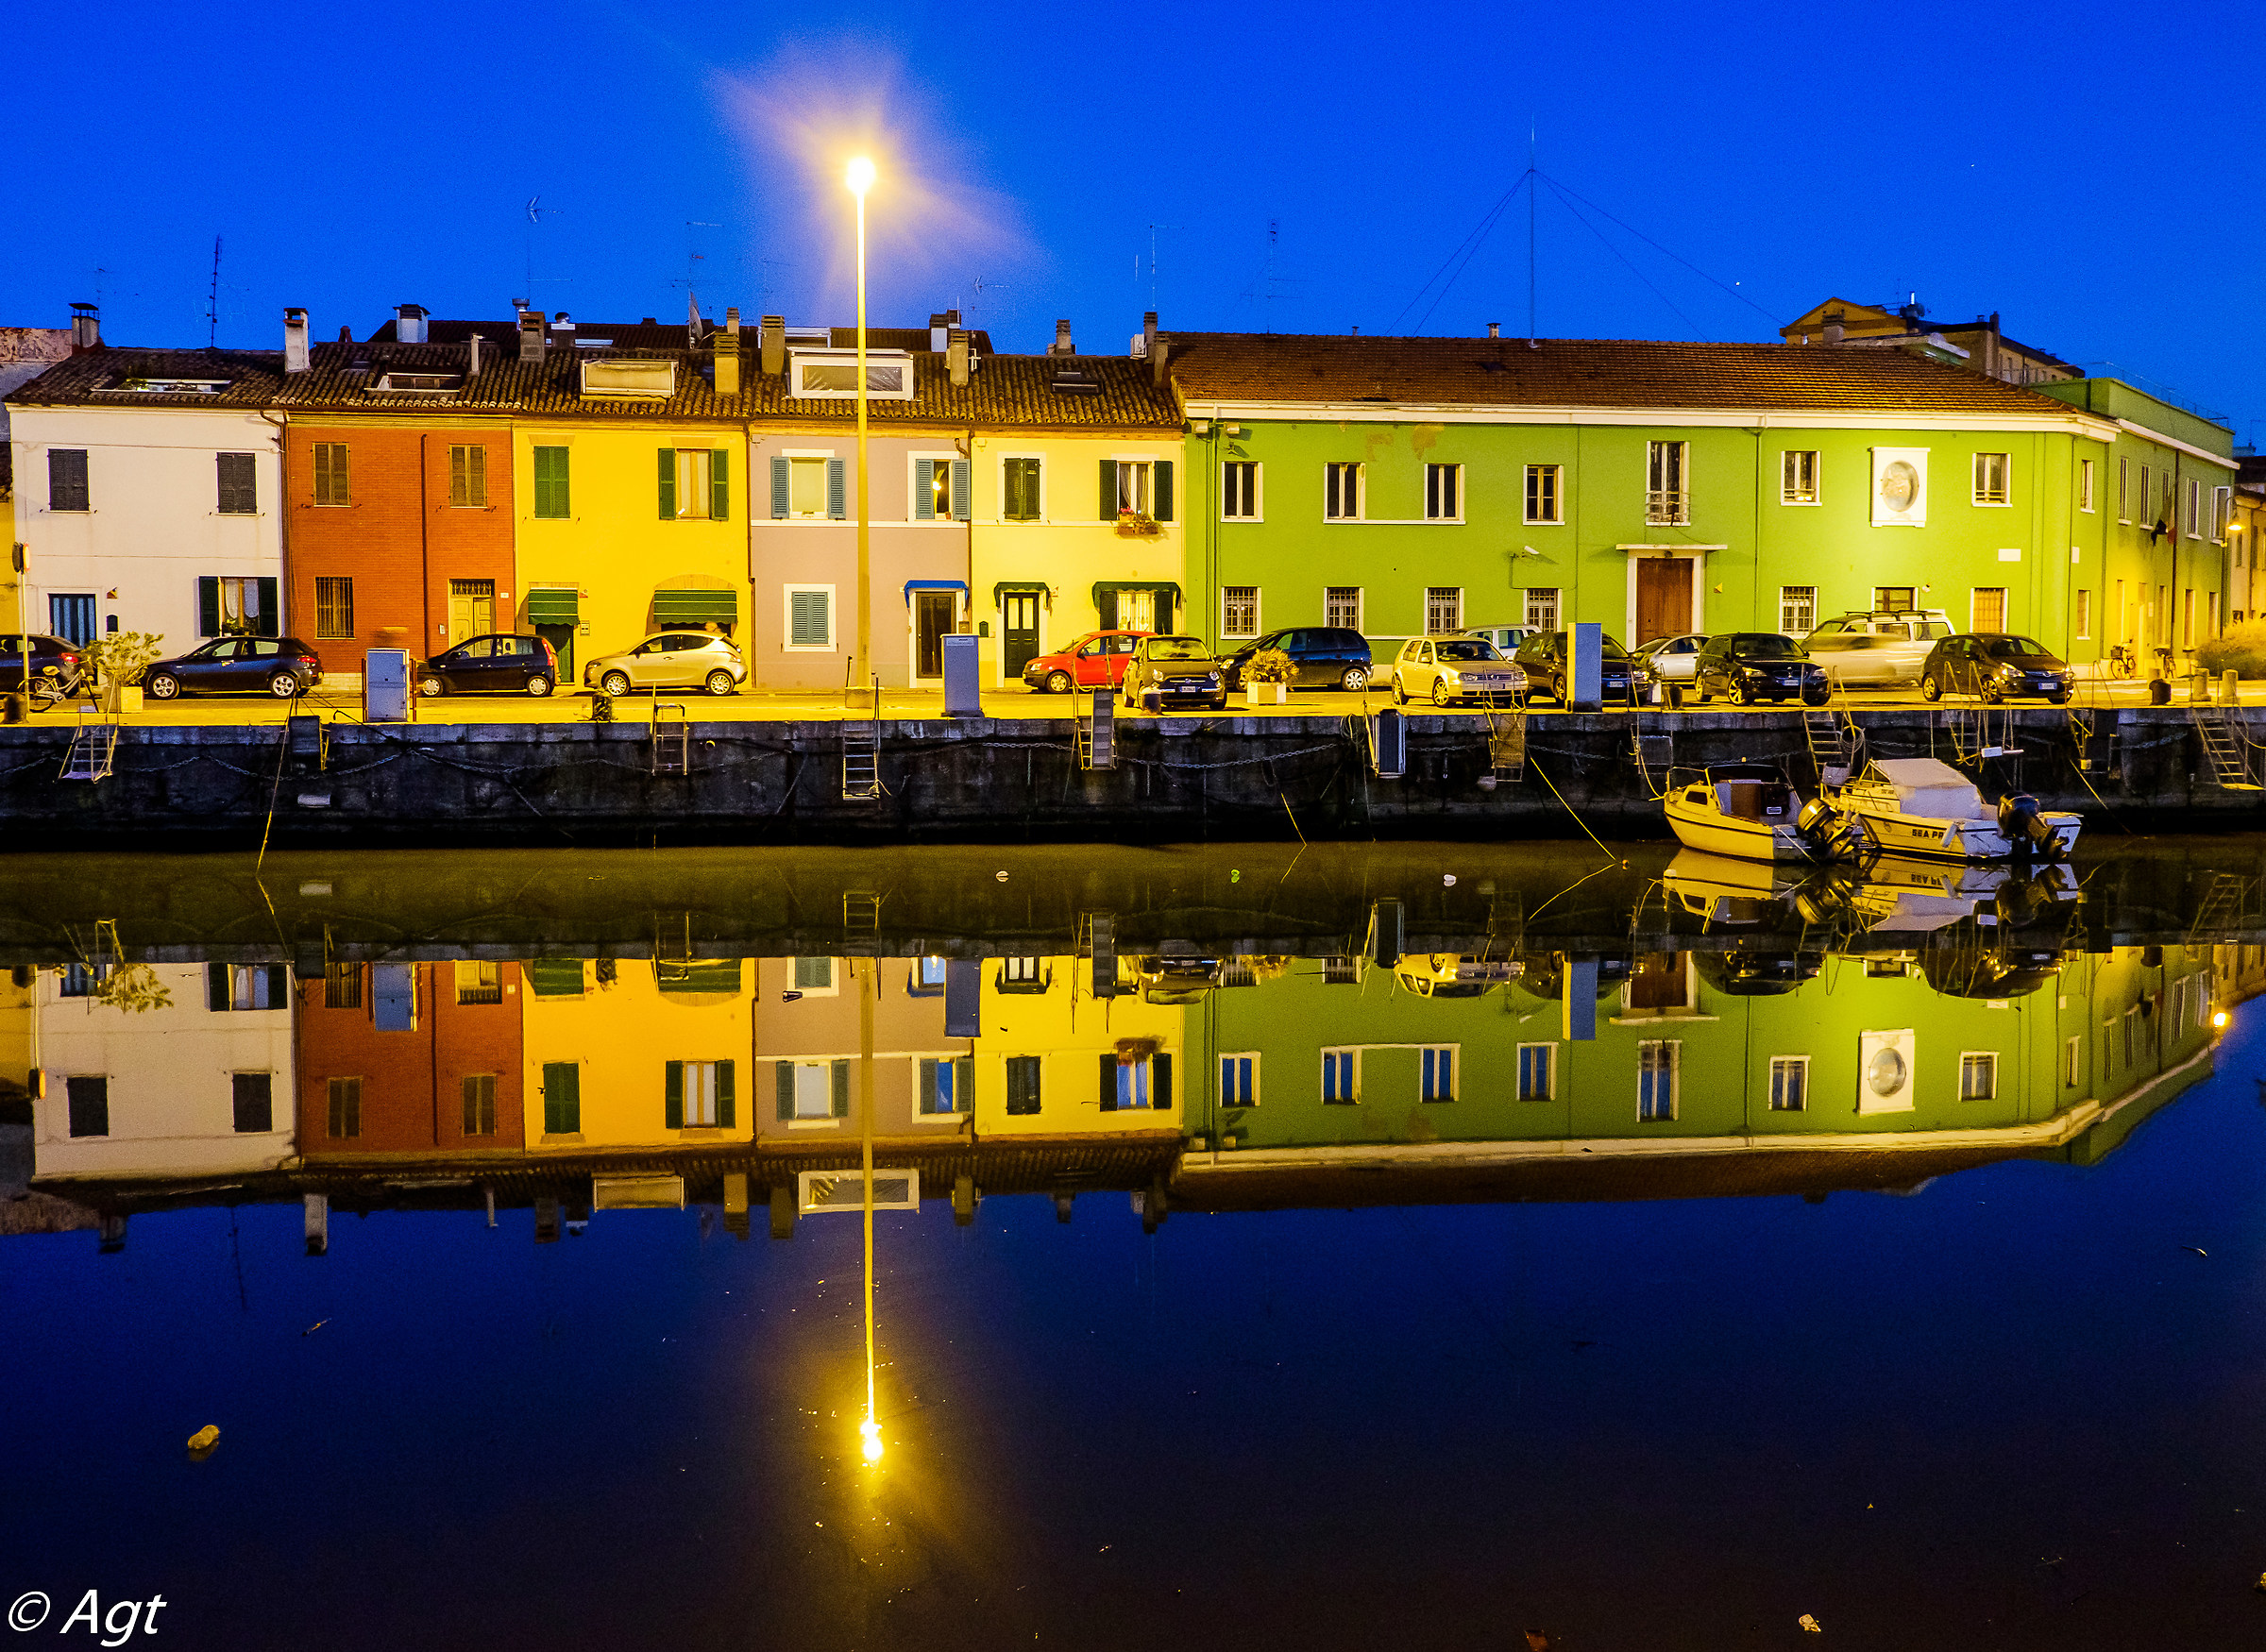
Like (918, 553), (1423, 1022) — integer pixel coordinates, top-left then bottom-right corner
(1781, 450), (1819, 504)
(1637, 1039), (1679, 1120)
(1324, 463), (1362, 520)
(1517, 1044), (1555, 1100)
(1972, 452), (2010, 506)
(1524, 464), (1563, 525)
(1959, 1052), (1997, 1101)
(1321, 1048), (1361, 1104)
(1420, 1046), (1457, 1102)
(1768, 1056), (1807, 1111)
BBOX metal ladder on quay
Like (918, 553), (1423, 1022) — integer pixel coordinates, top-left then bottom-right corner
(2185, 869), (2252, 950)
(1076, 687), (1115, 771)
(649, 702), (692, 775)
(1801, 694), (1861, 787)
(2188, 700), (2259, 790)
(1483, 697), (1527, 783)
(58, 707), (119, 783)
(840, 722), (881, 800)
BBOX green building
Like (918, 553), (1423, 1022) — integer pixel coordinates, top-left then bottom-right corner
(1166, 331), (2156, 666)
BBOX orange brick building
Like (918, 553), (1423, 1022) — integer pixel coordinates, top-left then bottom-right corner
(295, 961), (527, 1158)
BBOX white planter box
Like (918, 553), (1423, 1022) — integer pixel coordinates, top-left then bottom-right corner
(104, 685), (144, 716)
(1245, 683), (1288, 706)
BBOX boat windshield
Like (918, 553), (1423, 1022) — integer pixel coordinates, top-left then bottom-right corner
(1979, 635), (2053, 660)
(1435, 639), (1503, 662)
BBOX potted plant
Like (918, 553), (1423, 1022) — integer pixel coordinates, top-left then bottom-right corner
(83, 632), (164, 716)
(1243, 648), (1294, 706)
(1115, 510), (1160, 536)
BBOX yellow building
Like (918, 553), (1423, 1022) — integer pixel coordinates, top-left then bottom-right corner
(968, 952), (1184, 1139)
(519, 957), (753, 1151)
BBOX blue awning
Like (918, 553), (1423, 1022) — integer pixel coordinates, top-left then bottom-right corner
(903, 580), (969, 603)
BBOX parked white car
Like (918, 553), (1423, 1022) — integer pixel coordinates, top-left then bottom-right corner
(1634, 632), (1707, 683)
(1801, 610), (1952, 689)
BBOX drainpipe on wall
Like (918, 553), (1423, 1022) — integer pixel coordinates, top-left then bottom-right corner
(259, 410), (289, 637)
(960, 428), (975, 644)
(419, 433), (432, 652)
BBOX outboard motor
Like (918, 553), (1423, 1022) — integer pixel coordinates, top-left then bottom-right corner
(1996, 792), (2057, 859)
(1795, 796), (1870, 860)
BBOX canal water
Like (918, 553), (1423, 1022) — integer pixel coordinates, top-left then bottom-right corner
(5, 838), (2266, 1649)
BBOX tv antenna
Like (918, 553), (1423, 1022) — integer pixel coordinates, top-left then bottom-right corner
(206, 236), (223, 347)
(523, 196), (567, 307)
(1143, 223), (1182, 312)
(961, 273), (1009, 331)
(674, 221), (723, 304)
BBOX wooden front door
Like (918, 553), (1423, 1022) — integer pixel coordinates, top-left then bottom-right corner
(914, 591), (955, 679)
(1001, 594), (1040, 678)
(1634, 559), (1692, 645)
(448, 580), (496, 645)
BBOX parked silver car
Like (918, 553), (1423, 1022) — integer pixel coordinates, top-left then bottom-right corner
(1633, 632), (1708, 683)
(583, 632), (748, 697)
(1389, 635), (1520, 705)
(1801, 610), (1952, 688)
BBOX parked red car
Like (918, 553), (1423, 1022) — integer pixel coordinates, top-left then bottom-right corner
(1020, 630), (1153, 693)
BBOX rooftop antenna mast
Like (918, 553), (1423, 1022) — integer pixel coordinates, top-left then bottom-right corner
(1527, 126), (1537, 347)
(206, 235), (223, 348)
(522, 196), (566, 309)
(1145, 223), (1182, 312)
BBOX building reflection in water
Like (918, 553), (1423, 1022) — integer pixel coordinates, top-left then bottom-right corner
(0, 851), (2253, 1250)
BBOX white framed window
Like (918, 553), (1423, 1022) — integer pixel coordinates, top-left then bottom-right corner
(2212, 484), (2232, 542)
(2183, 588), (2196, 648)
(1972, 452), (2010, 506)
(1516, 1043), (1556, 1100)
(1220, 1052), (1260, 1106)
(1425, 464), (1463, 521)
(1645, 441), (1688, 525)
(1970, 587), (2007, 632)
(2185, 479), (2201, 539)
(2117, 457), (2130, 521)
(1115, 460), (1154, 515)
(1108, 1057), (1158, 1111)
(1424, 587), (1463, 635)
(1001, 455), (1042, 522)
(2074, 589), (2091, 640)
(1768, 1055), (1808, 1111)
(1524, 464), (1563, 525)
(2139, 464), (2153, 527)
(1325, 587), (1363, 632)
(1321, 1047), (1361, 1104)
(1420, 1045), (1457, 1101)
(1781, 449), (1819, 505)
(783, 1059), (846, 1122)
(672, 448), (716, 520)
(1779, 586), (1817, 634)
(1223, 586), (1260, 639)
(1637, 1039), (1679, 1120)
(781, 451), (838, 519)
(784, 584), (836, 650)
(791, 956), (838, 995)
(1222, 461), (1261, 520)
(788, 348), (914, 400)
(676, 1060), (724, 1127)
(1958, 1052), (1997, 1101)
(1523, 587), (1560, 632)
(2064, 1035), (2082, 1088)
(916, 1055), (972, 1116)
(1324, 463), (1362, 520)
(910, 453), (968, 522)
(2080, 459), (2096, 513)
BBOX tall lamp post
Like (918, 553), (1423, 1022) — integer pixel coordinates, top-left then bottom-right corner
(846, 157), (876, 710)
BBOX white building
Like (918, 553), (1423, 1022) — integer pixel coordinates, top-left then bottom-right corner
(30, 961), (296, 1181)
(7, 313), (287, 651)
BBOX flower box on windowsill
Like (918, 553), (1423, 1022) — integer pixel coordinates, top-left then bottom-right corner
(1115, 511), (1161, 537)
(1244, 683), (1288, 706)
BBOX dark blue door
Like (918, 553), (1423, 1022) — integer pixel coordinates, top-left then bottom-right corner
(49, 595), (96, 646)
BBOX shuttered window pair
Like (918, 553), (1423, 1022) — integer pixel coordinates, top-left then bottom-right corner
(912, 458), (971, 521)
(664, 1059), (736, 1128)
(541, 1062), (582, 1134)
(48, 449), (90, 512)
(197, 575), (279, 638)
(1099, 459), (1173, 520)
(787, 588), (833, 649)
(776, 1059), (852, 1120)
(313, 442), (349, 505)
(532, 447), (570, 517)
(658, 448), (731, 520)
(207, 963), (288, 1011)
(216, 452), (257, 514)
(1099, 1053), (1171, 1111)
(918, 1056), (972, 1115)
(1004, 457), (1041, 521)
(448, 444), (488, 507)
(770, 455), (846, 519)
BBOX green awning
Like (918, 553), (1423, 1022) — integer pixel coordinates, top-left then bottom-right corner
(656, 959), (744, 995)
(1091, 581), (1182, 606)
(652, 587), (739, 626)
(526, 588), (579, 625)
(992, 581), (1049, 603)
(527, 957), (587, 998)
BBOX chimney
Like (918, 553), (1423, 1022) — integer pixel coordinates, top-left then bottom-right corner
(1051, 318), (1074, 357)
(713, 319), (741, 396)
(550, 311), (575, 346)
(1486, 321), (1501, 338)
(69, 303), (100, 353)
(466, 329), (482, 377)
(725, 306), (740, 336)
(1822, 310), (1845, 345)
(395, 303), (429, 345)
(1150, 334), (1172, 390)
(760, 314), (786, 377)
(283, 309), (310, 373)
(947, 328), (971, 389)
(928, 312), (950, 352)
(518, 309), (547, 365)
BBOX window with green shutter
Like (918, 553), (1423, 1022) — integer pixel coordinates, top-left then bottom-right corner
(657, 447), (676, 519)
(950, 458), (970, 521)
(711, 448), (730, 520)
(533, 447), (570, 518)
(913, 458), (937, 521)
(1098, 459), (1118, 521)
(1004, 458), (1040, 521)
(542, 1062), (581, 1134)
(1153, 459), (1174, 522)
(826, 458), (846, 519)
(770, 454), (791, 519)
(787, 588), (832, 649)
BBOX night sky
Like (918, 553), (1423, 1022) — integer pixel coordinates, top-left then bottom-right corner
(11, 0), (2262, 435)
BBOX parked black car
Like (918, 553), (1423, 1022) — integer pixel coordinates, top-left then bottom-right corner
(1695, 632), (1829, 705)
(0, 634), (86, 702)
(1509, 630), (1649, 704)
(1221, 627), (1373, 691)
(1919, 633), (2072, 704)
(417, 633), (560, 698)
(144, 636), (324, 700)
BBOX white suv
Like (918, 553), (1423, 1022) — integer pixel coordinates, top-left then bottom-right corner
(1801, 610), (1952, 688)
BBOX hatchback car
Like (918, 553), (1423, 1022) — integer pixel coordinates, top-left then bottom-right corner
(1221, 627), (1373, 692)
(1389, 636), (1520, 705)
(418, 632), (559, 698)
(1919, 633), (2072, 704)
(1633, 632), (1708, 683)
(1126, 635), (1226, 712)
(1021, 630), (1151, 694)
(1459, 623), (1531, 657)
(1510, 630), (1649, 704)
(583, 632), (747, 697)
(0, 634), (86, 701)
(144, 636), (324, 700)
(1693, 633), (1829, 705)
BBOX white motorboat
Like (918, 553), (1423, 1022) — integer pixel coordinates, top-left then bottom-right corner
(1662, 763), (1869, 864)
(1827, 757), (2079, 862)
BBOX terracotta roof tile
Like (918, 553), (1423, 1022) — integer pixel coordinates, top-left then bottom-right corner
(368, 315), (998, 356)
(5, 347), (287, 410)
(1164, 331), (2099, 418)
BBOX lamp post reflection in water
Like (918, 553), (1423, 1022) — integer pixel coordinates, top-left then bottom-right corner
(858, 952), (881, 1465)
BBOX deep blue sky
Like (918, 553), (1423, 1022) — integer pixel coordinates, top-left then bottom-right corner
(12, 0), (2262, 435)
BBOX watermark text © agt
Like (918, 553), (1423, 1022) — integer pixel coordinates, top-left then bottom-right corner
(8, 1592), (169, 1644)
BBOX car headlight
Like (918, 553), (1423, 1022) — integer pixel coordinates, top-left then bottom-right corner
(1207, 672), (1221, 685)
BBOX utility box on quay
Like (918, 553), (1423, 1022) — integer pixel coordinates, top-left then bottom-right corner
(941, 633), (981, 717)
(364, 649), (412, 723)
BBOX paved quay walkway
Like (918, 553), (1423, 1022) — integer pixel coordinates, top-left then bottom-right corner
(22, 674), (2245, 730)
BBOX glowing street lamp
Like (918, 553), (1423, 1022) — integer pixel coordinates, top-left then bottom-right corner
(846, 157), (876, 710)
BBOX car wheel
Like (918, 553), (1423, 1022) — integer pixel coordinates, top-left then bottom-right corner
(600, 671), (632, 698)
(268, 672), (301, 699)
(1728, 682), (1750, 706)
(1209, 697), (1227, 712)
(704, 670), (736, 697)
(1391, 675), (1407, 705)
(1044, 670), (1073, 695)
(1919, 675), (1942, 702)
(2048, 690), (2069, 706)
(144, 672), (180, 701)
(1430, 677), (1451, 707)
(1340, 665), (1370, 692)
(526, 675), (552, 698)
(417, 677), (445, 699)
(1802, 688), (1829, 707)
(1549, 673), (1566, 704)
